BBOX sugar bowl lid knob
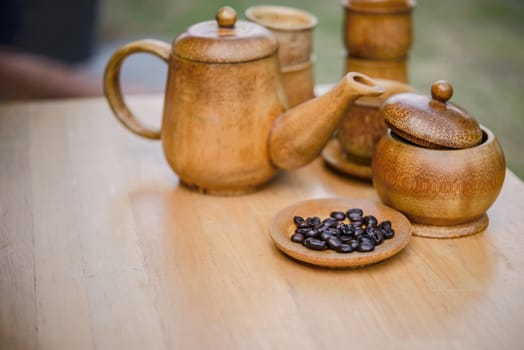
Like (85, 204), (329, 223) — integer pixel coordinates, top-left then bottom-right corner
(431, 80), (453, 103)
(216, 6), (237, 28)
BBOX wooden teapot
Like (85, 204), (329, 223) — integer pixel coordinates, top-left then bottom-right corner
(104, 7), (383, 194)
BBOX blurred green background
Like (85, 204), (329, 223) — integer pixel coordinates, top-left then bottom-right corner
(95, 0), (524, 179)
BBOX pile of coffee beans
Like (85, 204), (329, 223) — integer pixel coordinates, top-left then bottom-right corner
(290, 208), (395, 253)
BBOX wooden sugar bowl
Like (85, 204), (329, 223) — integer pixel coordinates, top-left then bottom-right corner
(372, 81), (506, 238)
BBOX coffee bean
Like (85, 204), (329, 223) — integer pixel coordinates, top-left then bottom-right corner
(363, 215), (378, 228)
(330, 211), (346, 221)
(346, 208), (363, 216)
(307, 216), (321, 227)
(295, 228), (310, 235)
(354, 227), (364, 236)
(350, 239), (360, 250)
(339, 235), (352, 243)
(320, 231), (334, 241)
(383, 228), (395, 239)
(357, 240), (375, 252)
(337, 244), (353, 253)
(379, 220), (392, 230)
(341, 224), (354, 235)
(305, 229), (319, 238)
(293, 216), (305, 226)
(359, 234), (375, 245)
(298, 221), (311, 229)
(366, 227), (384, 244)
(326, 236), (342, 250)
(347, 208), (363, 222)
(291, 232), (305, 243)
(303, 238), (328, 250)
(351, 221), (363, 228)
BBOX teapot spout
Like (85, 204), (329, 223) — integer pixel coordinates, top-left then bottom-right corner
(268, 72), (384, 170)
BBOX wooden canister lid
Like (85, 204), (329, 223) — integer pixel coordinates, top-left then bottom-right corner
(343, 0), (416, 13)
(382, 80), (483, 149)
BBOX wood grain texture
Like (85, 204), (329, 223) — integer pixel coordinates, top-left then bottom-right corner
(1, 96), (524, 349)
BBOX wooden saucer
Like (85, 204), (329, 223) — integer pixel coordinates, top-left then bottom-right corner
(412, 214), (489, 239)
(321, 139), (372, 180)
(270, 198), (412, 268)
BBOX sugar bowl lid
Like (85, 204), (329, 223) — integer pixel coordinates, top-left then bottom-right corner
(382, 80), (483, 149)
(173, 6), (278, 63)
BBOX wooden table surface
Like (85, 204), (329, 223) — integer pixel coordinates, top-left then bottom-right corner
(1, 96), (524, 350)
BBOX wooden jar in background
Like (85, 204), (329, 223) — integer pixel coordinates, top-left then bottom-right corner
(342, 0), (415, 82)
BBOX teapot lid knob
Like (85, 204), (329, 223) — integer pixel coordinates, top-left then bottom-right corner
(431, 80), (453, 103)
(216, 6), (237, 28)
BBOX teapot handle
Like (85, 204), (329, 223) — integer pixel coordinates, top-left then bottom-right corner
(103, 39), (170, 139)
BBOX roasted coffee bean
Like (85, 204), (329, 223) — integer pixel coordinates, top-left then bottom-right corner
(359, 234), (375, 245)
(379, 220), (392, 230)
(346, 208), (363, 216)
(383, 228), (395, 239)
(337, 244), (353, 253)
(330, 211), (346, 221)
(303, 238), (328, 250)
(326, 236), (342, 250)
(329, 221), (340, 229)
(346, 208), (363, 222)
(307, 216), (321, 227)
(316, 225), (328, 233)
(339, 235), (352, 243)
(305, 229), (319, 238)
(293, 216), (305, 226)
(321, 218), (339, 229)
(340, 224), (354, 235)
(354, 227), (364, 236)
(363, 215), (378, 228)
(291, 232), (305, 243)
(295, 228), (311, 235)
(357, 240), (375, 252)
(298, 221), (311, 229)
(351, 220), (363, 228)
(324, 228), (339, 235)
(366, 227), (384, 244)
(320, 231), (334, 241)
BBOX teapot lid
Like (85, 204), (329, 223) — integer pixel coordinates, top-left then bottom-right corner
(382, 80), (483, 149)
(173, 6), (278, 63)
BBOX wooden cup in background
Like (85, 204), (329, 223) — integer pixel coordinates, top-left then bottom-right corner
(246, 5), (318, 107)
